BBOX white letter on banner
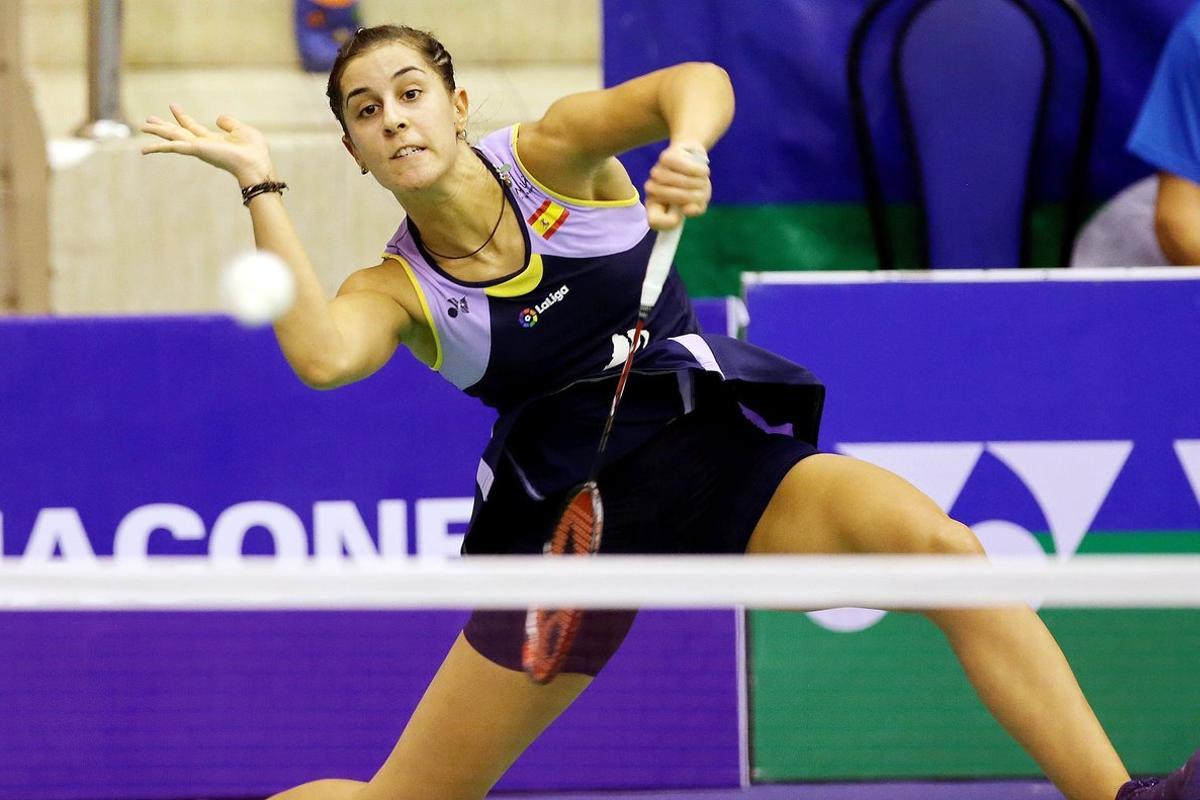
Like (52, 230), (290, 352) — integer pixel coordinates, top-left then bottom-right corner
(988, 441), (1132, 561)
(209, 502), (307, 563)
(114, 504), (206, 561)
(415, 498), (472, 559)
(378, 500), (409, 559)
(1175, 441), (1200, 508)
(313, 501), (379, 563)
(24, 508), (97, 563)
(808, 442), (984, 633)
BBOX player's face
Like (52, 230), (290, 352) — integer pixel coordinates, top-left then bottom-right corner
(339, 43), (466, 193)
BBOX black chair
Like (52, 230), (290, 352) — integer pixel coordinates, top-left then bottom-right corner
(848, 0), (1100, 269)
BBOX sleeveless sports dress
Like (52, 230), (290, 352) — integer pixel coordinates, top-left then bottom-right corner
(383, 125), (826, 673)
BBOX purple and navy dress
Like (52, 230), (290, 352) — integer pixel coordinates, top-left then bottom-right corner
(383, 124), (825, 556)
(383, 125), (825, 673)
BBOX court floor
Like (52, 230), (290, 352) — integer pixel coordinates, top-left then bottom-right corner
(500, 779), (1067, 800)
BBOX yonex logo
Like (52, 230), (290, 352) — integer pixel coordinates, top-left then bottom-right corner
(447, 296), (468, 318)
(518, 284), (569, 328)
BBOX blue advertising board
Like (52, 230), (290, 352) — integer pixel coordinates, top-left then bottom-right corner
(0, 301), (742, 798)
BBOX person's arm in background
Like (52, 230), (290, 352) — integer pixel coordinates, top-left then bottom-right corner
(1154, 171), (1200, 264)
(1128, 4), (1200, 265)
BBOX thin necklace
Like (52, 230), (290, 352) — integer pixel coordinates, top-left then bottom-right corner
(421, 166), (506, 261)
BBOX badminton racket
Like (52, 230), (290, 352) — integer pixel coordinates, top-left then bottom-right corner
(522, 219), (684, 684)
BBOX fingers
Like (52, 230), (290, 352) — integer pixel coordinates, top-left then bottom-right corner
(644, 142), (712, 226)
(140, 140), (197, 156)
(170, 103), (210, 137)
(138, 106), (273, 181)
(140, 109), (242, 141)
(645, 167), (709, 213)
(138, 109), (202, 154)
(139, 120), (186, 140)
(139, 106), (201, 144)
(646, 202), (684, 231)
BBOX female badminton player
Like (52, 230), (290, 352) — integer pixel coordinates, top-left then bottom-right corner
(140, 24), (1198, 800)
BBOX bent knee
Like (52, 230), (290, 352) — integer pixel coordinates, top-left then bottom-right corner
(924, 519), (986, 556)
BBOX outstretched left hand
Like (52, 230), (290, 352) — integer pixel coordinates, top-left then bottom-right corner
(644, 141), (711, 230)
(140, 103), (276, 187)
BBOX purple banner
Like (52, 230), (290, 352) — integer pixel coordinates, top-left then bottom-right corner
(0, 301), (740, 798)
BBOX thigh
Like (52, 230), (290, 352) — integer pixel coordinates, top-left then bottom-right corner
(359, 633), (591, 800)
(747, 453), (983, 557)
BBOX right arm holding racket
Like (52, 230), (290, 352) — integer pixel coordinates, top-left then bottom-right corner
(517, 60), (734, 232)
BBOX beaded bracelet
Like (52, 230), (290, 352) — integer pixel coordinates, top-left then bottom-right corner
(240, 181), (288, 206)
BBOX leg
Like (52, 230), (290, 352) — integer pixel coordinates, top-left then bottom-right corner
(748, 453), (1129, 800)
(269, 632), (591, 800)
(268, 779), (363, 800)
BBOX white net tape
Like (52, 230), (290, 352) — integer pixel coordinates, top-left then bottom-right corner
(2, 554), (1200, 610)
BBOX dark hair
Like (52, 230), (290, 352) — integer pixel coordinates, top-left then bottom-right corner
(326, 25), (456, 134)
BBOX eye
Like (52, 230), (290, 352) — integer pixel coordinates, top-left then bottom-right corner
(357, 103), (379, 118)
(402, 88), (422, 101)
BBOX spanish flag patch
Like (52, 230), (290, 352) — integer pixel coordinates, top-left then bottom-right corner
(527, 199), (569, 239)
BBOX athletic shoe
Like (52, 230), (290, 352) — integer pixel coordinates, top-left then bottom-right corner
(1117, 749), (1200, 800)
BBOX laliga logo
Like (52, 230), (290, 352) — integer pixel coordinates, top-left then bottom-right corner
(518, 284), (570, 328)
(809, 440), (1200, 633)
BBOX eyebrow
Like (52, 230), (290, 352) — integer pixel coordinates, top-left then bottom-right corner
(344, 66), (428, 108)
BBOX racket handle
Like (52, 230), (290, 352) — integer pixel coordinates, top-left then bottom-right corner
(639, 221), (683, 315)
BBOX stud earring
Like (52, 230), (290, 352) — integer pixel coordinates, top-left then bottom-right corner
(361, 166), (368, 175)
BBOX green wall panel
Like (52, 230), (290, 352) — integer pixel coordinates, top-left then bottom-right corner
(676, 203), (1071, 297)
(749, 533), (1200, 782)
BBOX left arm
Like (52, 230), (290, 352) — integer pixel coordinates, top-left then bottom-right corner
(1154, 171), (1200, 265)
(519, 62), (735, 228)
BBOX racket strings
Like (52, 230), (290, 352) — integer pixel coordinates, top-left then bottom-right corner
(547, 485), (603, 556)
(522, 607), (583, 684)
(524, 485), (603, 682)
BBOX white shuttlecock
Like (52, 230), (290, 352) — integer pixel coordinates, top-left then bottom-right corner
(220, 250), (296, 327)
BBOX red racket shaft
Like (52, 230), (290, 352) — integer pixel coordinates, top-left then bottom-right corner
(587, 221), (682, 476)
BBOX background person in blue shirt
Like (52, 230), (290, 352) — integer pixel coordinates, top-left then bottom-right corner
(1129, 1), (1200, 265)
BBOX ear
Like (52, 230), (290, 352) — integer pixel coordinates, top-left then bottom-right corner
(341, 133), (364, 170)
(453, 87), (470, 134)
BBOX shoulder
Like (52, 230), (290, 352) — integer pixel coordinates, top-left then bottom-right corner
(339, 259), (438, 362)
(512, 120), (638, 204)
(338, 259), (425, 328)
(340, 259), (412, 295)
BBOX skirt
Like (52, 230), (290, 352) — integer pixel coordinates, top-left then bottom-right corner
(462, 375), (820, 675)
